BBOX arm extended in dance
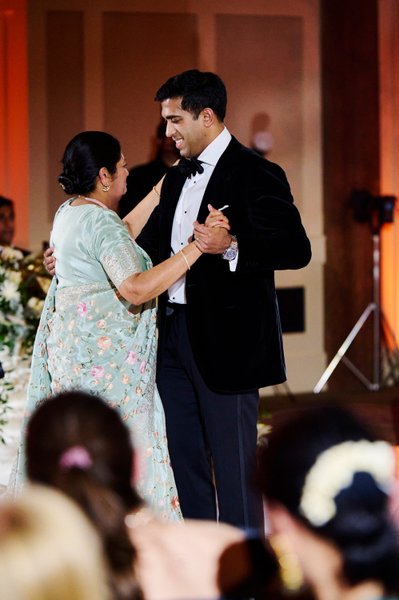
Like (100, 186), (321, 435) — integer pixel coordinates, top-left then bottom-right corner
(118, 241), (202, 306)
(122, 175), (165, 239)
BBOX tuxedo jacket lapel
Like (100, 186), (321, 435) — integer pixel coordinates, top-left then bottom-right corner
(160, 167), (186, 258)
(196, 138), (240, 224)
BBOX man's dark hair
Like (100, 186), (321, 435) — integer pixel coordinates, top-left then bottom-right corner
(0, 195), (14, 212)
(155, 69), (227, 121)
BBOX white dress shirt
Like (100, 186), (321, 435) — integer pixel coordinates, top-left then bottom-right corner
(168, 128), (233, 304)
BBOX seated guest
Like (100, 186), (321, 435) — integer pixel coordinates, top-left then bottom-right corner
(0, 484), (111, 600)
(25, 390), (277, 600)
(0, 195), (29, 254)
(258, 404), (399, 600)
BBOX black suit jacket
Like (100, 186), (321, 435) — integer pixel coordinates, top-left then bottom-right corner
(137, 137), (311, 393)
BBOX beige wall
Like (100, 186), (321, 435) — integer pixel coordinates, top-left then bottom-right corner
(27, 0), (324, 393)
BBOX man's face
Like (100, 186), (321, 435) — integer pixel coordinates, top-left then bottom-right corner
(0, 205), (15, 246)
(161, 97), (207, 158)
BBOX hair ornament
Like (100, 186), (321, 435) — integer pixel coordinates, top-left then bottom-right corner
(59, 182), (66, 190)
(299, 440), (395, 527)
(59, 445), (93, 471)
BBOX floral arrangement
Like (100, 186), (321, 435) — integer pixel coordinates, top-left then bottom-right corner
(299, 439), (395, 526)
(0, 247), (51, 441)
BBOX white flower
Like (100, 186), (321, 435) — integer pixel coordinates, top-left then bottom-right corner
(1, 280), (20, 302)
(299, 440), (395, 527)
(27, 296), (44, 316)
(8, 270), (22, 286)
(0, 247), (23, 262)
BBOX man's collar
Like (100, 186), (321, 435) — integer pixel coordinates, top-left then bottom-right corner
(198, 127), (231, 167)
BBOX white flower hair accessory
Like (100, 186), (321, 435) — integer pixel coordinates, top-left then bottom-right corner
(299, 440), (395, 527)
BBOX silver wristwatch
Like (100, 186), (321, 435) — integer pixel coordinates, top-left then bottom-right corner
(222, 235), (238, 261)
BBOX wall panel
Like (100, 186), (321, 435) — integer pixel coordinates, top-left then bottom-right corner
(216, 15), (303, 211)
(103, 12), (198, 168)
(46, 11), (84, 218)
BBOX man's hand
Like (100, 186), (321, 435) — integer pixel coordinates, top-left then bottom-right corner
(43, 246), (56, 276)
(193, 221), (231, 254)
(204, 204), (230, 230)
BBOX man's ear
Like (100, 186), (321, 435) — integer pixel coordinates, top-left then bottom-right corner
(201, 107), (216, 128)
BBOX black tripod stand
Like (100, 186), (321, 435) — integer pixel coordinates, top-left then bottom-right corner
(314, 192), (399, 394)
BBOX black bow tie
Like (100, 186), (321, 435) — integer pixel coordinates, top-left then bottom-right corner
(178, 157), (204, 178)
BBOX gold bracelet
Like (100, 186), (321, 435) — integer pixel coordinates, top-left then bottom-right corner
(152, 186), (160, 196)
(180, 249), (190, 270)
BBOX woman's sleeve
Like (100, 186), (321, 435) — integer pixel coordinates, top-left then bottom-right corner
(91, 210), (143, 288)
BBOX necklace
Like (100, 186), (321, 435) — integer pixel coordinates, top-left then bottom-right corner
(70, 196), (110, 210)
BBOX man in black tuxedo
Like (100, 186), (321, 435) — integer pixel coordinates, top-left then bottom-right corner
(136, 70), (312, 529)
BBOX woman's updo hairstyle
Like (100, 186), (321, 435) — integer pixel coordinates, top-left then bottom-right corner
(58, 131), (121, 195)
(258, 404), (399, 593)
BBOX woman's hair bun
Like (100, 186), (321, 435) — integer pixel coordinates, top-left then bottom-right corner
(58, 174), (76, 195)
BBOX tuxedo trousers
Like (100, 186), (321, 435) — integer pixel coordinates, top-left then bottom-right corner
(157, 303), (263, 529)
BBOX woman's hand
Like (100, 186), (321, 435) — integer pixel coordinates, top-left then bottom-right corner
(204, 204), (230, 230)
(43, 246), (56, 276)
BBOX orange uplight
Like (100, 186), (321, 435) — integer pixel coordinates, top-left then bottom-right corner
(381, 217), (399, 349)
(0, 0), (29, 249)
(394, 444), (399, 477)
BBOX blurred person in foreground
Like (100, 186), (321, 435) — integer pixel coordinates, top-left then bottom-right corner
(0, 484), (111, 600)
(258, 404), (399, 600)
(25, 390), (278, 600)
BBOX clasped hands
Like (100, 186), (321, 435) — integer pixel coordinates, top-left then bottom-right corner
(43, 204), (231, 276)
(192, 204), (231, 254)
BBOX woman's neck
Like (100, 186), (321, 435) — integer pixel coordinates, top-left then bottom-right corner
(290, 524), (386, 600)
(314, 577), (385, 600)
(74, 193), (116, 211)
(78, 196), (111, 208)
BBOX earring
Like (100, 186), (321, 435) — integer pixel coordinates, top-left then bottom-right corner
(102, 184), (110, 192)
(269, 533), (304, 592)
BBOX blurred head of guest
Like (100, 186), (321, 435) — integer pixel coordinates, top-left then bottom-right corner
(25, 390), (143, 600)
(0, 484), (111, 600)
(153, 119), (180, 167)
(258, 404), (399, 600)
(0, 196), (15, 247)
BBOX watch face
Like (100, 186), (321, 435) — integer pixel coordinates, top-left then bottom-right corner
(223, 247), (238, 261)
